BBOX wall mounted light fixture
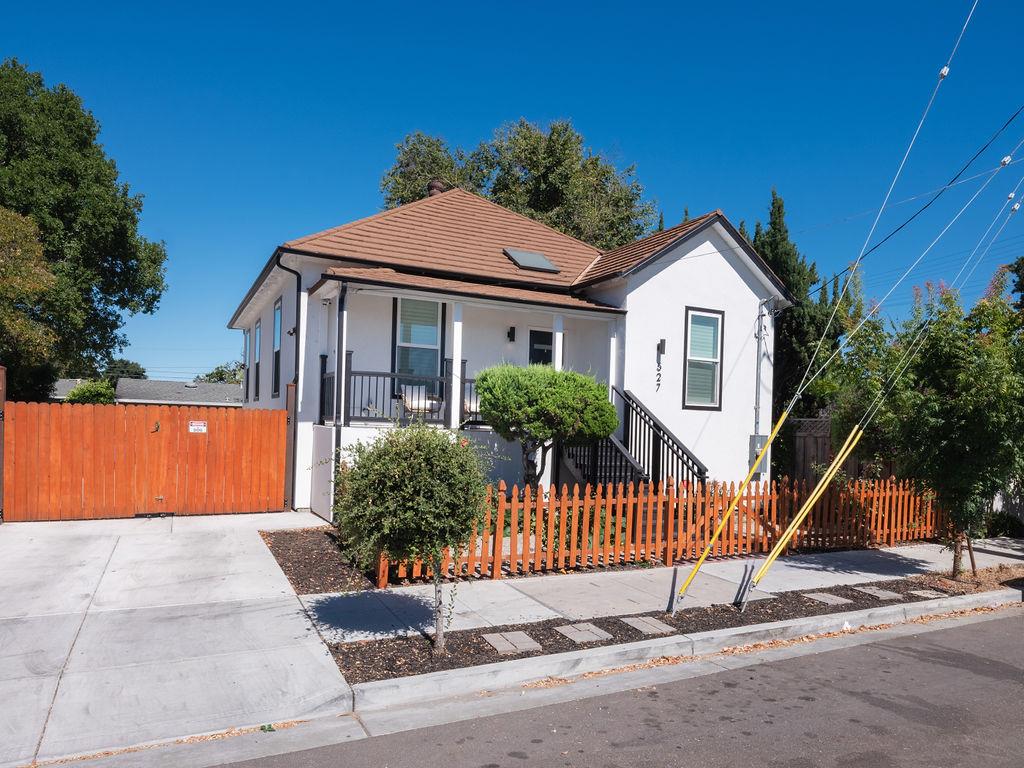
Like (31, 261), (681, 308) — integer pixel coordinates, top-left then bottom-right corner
(507, 326), (516, 342)
(656, 338), (666, 355)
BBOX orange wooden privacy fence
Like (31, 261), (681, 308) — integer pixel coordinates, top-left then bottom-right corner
(2, 401), (287, 521)
(377, 478), (943, 587)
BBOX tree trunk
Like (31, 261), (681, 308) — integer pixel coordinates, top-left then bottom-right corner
(522, 441), (539, 487)
(951, 533), (963, 580)
(966, 536), (978, 578)
(432, 568), (446, 655)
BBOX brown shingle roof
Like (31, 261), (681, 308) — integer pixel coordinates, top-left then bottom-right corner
(574, 211), (721, 285)
(284, 188), (600, 288)
(318, 265), (622, 314)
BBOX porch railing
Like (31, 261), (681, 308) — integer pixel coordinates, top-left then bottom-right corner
(344, 352), (449, 426)
(461, 375), (484, 425)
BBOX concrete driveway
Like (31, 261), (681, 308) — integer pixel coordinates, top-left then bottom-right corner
(0, 512), (350, 767)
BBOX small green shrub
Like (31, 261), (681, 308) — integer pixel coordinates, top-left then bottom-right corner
(64, 379), (115, 404)
(476, 364), (617, 486)
(334, 421), (488, 653)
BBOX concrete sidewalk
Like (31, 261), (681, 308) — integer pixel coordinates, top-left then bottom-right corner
(301, 537), (1024, 643)
(0, 512), (350, 768)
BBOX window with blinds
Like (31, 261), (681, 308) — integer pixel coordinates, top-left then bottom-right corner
(684, 308), (723, 408)
(396, 298), (440, 379)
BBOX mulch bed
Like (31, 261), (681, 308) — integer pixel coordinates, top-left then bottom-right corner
(331, 568), (1023, 685)
(259, 527), (374, 594)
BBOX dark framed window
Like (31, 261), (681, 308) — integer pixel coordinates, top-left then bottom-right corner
(528, 329), (553, 365)
(253, 319), (261, 401)
(683, 307), (724, 411)
(272, 298), (282, 397)
(243, 329), (250, 402)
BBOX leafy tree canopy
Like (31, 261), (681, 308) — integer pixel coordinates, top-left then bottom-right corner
(196, 360), (245, 384)
(381, 120), (656, 250)
(103, 358), (146, 383)
(64, 378), (116, 404)
(476, 364), (618, 486)
(0, 59), (167, 399)
(0, 206), (55, 400)
(831, 271), (1024, 575)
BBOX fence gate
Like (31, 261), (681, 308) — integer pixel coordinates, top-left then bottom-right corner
(1, 401), (287, 522)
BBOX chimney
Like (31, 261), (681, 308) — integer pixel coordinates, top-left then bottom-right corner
(427, 179), (447, 197)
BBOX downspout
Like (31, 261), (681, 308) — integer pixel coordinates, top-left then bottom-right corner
(334, 283), (348, 456)
(276, 250), (303, 510)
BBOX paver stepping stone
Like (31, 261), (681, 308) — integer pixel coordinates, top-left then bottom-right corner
(802, 592), (853, 606)
(909, 589), (947, 599)
(482, 631), (542, 656)
(620, 616), (675, 636)
(554, 622), (613, 644)
(852, 586), (903, 600)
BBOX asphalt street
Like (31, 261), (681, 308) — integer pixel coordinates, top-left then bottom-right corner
(219, 613), (1024, 768)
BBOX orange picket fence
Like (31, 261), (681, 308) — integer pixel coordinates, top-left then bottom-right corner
(376, 477), (943, 587)
(2, 401), (287, 521)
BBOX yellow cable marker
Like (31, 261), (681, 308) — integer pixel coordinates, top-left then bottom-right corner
(756, 425), (860, 573)
(751, 426), (864, 587)
(676, 409), (789, 600)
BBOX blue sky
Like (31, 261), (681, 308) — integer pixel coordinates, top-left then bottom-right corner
(4, 1), (1022, 380)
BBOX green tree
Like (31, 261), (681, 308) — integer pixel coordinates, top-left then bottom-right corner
(103, 358), (146, 383)
(657, 211), (665, 232)
(752, 189), (841, 474)
(0, 59), (167, 398)
(334, 422), (488, 653)
(381, 120), (655, 250)
(475, 365), (618, 486)
(196, 360), (245, 384)
(0, 207), (55, 400)
(64, 378), (116, 404)
(832, 273), (1024, 576)
(1009, 255), (1024, 311)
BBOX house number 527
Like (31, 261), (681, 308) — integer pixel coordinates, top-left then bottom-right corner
(656, 361), (662, 391)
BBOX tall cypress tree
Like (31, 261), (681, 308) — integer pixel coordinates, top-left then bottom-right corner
(752, 189), (835, 475)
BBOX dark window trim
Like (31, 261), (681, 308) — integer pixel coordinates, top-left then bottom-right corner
(272, 297), (282, 398)
(682, 306), (724, 412)
(253, 319), (261, 401)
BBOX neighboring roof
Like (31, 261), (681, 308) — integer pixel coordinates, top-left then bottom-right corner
(114, 379), (244, 406)
(282, 188), (600, 289)
(573, 211), (796, 305)
(51, 378), (86, 400)
(316, 265), (623, 314)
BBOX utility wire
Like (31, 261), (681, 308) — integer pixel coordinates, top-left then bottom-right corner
(806, 100), (1024, 301)
(798, 141), (1021, 397)
(792, 1), (981, 406)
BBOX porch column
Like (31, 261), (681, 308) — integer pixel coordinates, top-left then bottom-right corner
(552, 314), (564, 371)
(334, 286), (348, 426)
(449, 301), (463, 428)
(607, 319), (618, 397)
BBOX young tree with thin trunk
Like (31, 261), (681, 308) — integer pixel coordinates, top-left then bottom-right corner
(334, 422), (488, 653)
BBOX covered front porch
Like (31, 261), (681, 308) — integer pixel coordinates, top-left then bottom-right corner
(313, 280), (623, 432)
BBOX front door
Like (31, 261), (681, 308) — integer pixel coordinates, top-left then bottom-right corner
(529, 330), (553, 365)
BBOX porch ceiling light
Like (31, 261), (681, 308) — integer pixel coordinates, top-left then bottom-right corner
(503, 247), (560, 274)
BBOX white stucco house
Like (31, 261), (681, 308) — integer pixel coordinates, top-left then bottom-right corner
(228, 187), (794, 517)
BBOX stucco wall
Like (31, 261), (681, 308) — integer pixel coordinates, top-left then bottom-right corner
(621, 226), (776, 481)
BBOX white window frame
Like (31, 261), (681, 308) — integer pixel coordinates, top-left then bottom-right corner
(272, 298), (283, 397)
(683, 307), (724, 410)
(395, 297), (442, 377)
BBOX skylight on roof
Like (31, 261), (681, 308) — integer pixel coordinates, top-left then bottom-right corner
(503, 247), (560, 274)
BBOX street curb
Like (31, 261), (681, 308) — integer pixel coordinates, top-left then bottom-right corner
(351, 587), (1023, 712)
